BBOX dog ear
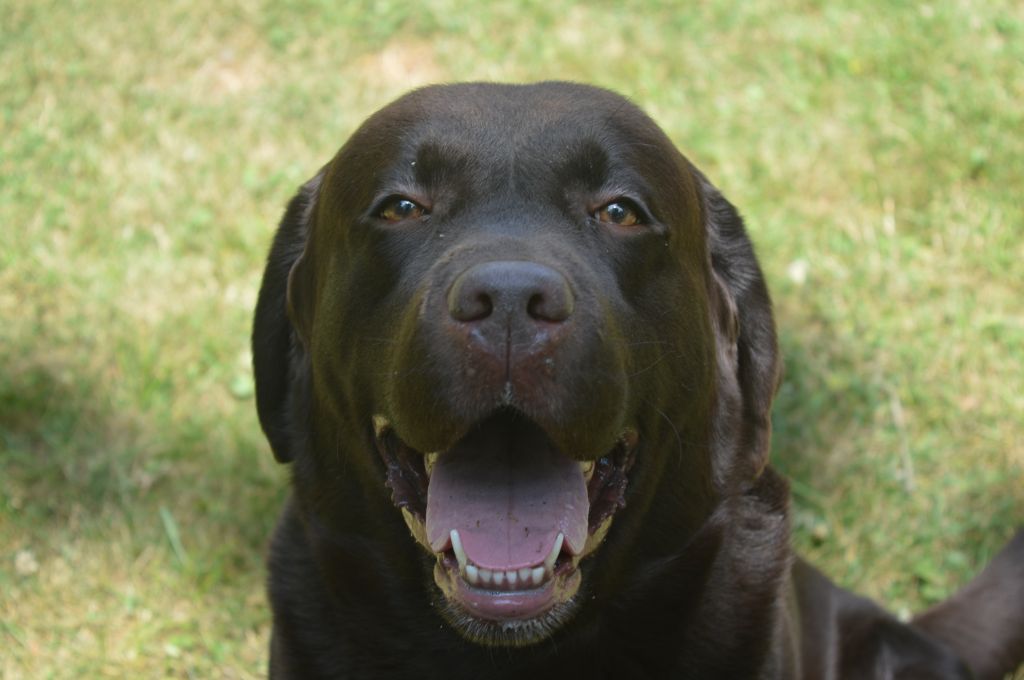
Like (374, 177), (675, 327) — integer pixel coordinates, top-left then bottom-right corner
(251, 171), (323, 463)
(697, 171), (782, 480)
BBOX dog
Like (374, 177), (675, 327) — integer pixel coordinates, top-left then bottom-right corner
(252, 82), (1024, 678)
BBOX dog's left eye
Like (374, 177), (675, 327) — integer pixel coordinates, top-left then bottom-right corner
(378, 197), (427, 222)
(595, 200), (642, 227)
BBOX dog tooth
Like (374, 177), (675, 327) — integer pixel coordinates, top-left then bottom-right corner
(424, 452), (439, 477)
(450, 530), (467, 571)
(518, 567), (531, 583)
(531, 566), (545, 585)
(372, 415), (390, 436)
(479, 568), (492, 585)
(506, 570), (517, 587)
(465, 564), (479, 585)
(544, 533), (563, 573)
(579, 460), (595, 476)
(493, 570), (505, 586)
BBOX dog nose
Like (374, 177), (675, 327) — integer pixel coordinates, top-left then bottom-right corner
(448, 261), (574, 325)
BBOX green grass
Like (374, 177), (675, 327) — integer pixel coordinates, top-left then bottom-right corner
(2, 1), (1022, 676)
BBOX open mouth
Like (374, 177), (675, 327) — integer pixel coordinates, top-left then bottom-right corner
(373, 410), (637, 644)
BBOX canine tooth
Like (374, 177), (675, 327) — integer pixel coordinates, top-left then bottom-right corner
(450, 530), (467, 571)
(518, 567), (531, 582)
(531, 566), (545, 585)
(466, 564), (479, 585)
(425, 452), (440, 477)
(506, 570), (517, 586)
(493, 570), (505, 586)
(544, 533), (563, 573)
(372, 415), (390, 436)
(480, 568), (492, 585)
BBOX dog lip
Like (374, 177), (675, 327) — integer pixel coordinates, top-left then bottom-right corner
(373, 415), (430, 520)
(450, 571), (564, 621)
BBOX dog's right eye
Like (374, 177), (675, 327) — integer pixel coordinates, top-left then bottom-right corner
(594, 199), (644, 228)
(378, 197), (427, 223)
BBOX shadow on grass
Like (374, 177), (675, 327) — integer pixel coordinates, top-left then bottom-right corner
(771, 328), (866, 480)
(0, 359), (285, 581)
(772, 320), (1023, 523)
(768, 320), (1024, 605)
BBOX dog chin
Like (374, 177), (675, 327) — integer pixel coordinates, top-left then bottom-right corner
(433, 589), (583, 647)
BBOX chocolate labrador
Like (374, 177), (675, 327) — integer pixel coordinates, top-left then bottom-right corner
(252, 82), (1024, 679)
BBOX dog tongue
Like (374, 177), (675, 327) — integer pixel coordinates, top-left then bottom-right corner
(425, 419), (589, 570)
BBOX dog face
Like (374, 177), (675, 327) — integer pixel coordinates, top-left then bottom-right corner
(253, 82), (780, 647)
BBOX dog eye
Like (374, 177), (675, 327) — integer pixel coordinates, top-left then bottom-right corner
(378, 197), (427, 222)
(595, 200), (642, 227)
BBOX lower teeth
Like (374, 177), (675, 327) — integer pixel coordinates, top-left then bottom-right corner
(448, 529), (561, 590)
(461, 563), (549, 589)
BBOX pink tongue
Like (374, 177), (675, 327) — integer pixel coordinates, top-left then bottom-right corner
(425, 420), (589, 571)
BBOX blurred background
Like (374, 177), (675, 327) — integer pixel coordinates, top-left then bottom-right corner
(2, 1), (1021, 676)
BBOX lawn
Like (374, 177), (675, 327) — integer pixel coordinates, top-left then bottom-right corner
(1, 1), (1022, 677)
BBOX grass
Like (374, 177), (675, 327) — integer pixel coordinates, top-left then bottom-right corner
(1, 0), (1021, 676)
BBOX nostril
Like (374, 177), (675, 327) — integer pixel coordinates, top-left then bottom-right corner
(450, 290), (493, 322)
(527, 293), (545, 320)
(527, 288), (573, 323)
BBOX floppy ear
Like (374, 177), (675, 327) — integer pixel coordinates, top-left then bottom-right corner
(251, 172), (323, 463)
(697, 171), (782, 481)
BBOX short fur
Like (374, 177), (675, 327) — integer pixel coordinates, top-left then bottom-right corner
(252, 82), (1024, 679)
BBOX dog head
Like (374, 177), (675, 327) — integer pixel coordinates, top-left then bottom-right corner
(253, 82), (780, 646)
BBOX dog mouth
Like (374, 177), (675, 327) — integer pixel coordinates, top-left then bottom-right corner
(373, 410), (637, 643)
